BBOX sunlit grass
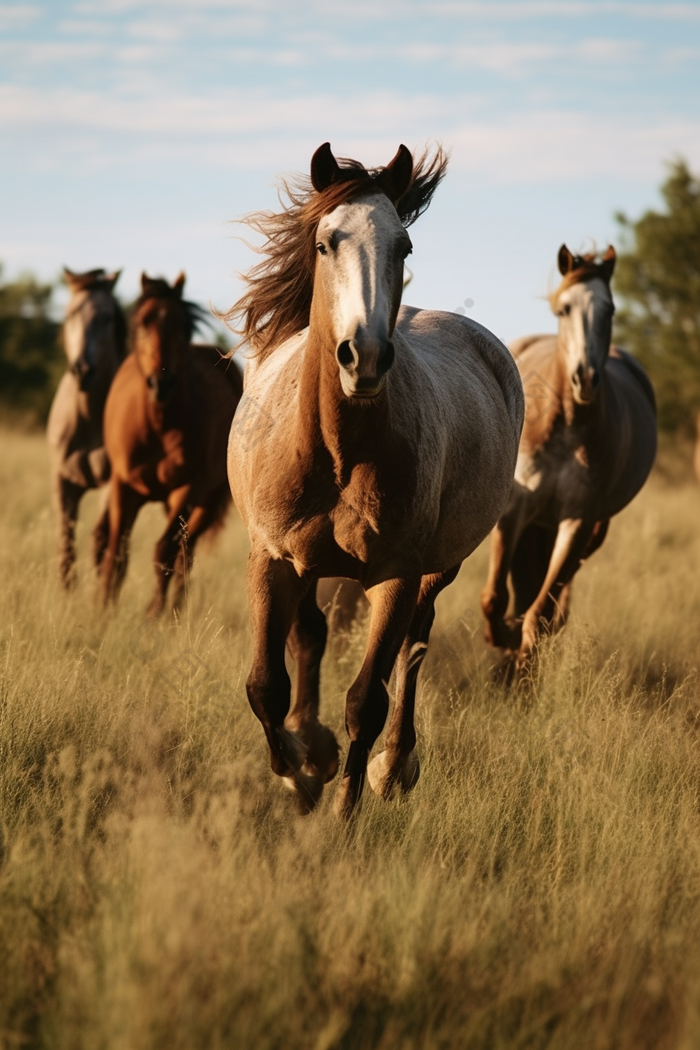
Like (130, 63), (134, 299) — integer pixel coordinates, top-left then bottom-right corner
(1, 427), (700, 1049)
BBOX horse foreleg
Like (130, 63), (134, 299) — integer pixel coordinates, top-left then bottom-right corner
(148, 486), (192, 618)
(480, 509), (526, 649)
(518, 517), (594, 666)
(285, 589), (340, 787)
(101, 480), (144, 606)
(245, 549), (316, 805)
(54, 476), (83, 588)
(92, 483), (111, 572)
(335, 575), (421, 820)
(368, 566), (460, 801)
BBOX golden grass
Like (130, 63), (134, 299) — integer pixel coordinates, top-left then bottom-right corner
(1, 427), (700, 1049)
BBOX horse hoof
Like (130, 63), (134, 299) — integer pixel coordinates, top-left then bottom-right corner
(306, 723), (340, 783)
(367, 749), (420, 800)
(273, 727), (308, 775)
(282, 765), (324, 814)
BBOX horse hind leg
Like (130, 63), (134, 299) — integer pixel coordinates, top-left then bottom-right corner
(285, 590), (340, 805)
(169, 486), (231, 616)
(368, 566), (459, 801)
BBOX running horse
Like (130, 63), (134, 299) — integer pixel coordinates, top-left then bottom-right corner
(99, 273), (243, 615)
(480, 245), (657, 669)
(226, 143), (524, 817)
(47, 267), (125, 586)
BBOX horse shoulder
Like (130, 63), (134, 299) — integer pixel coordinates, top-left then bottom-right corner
(47, 373), (80, 455)
(396, 308), (524, 441)
(103, 356), (151, 469)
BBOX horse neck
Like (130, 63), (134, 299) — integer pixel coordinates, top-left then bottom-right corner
(298, 319), (390, 487)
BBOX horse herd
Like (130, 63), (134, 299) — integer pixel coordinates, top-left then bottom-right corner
(46, 143), (657, 817)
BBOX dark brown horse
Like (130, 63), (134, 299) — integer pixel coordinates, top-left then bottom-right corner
(226, 143), (524, 817)
(480, 245), (657, 669)
(98, 273), (242, 615)
(47, 267), (125, 585)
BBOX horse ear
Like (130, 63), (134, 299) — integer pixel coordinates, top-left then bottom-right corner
(173, 272), (186, 296)
(140, 272), (152, 294)
(600, 245), (616, 282)
(104, 269), (121, 291)
(63, 267), (79, 289)
(558, 244), (575, 275)
(311, 142), (341, 192)
(382, 144), (413, 203)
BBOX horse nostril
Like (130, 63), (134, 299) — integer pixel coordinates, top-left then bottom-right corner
(336, 340), (356, 372)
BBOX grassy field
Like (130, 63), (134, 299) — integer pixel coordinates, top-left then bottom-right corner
(1, 426), (700, 1050)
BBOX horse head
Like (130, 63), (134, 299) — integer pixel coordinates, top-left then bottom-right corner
(63, 267), (123, 392)
(551, 244), (616, 405)
(309, 142), (415, 400)
(132, 272), (198, 404)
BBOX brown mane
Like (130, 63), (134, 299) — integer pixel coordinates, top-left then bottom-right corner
(224, 146), (448, 358)
(550, 250), (615, 308)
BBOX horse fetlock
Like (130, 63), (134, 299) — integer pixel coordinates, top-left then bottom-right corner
(333, 773), (364, 821)
(367, 748), (420, 800)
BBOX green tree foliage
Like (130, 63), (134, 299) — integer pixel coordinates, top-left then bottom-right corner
(0, 266), (62, 426)
(614, 159), (700, 435)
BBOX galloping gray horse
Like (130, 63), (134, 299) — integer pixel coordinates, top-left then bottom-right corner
(47, 267), (125, 585)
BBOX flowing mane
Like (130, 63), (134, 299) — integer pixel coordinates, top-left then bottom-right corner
(225, 145), (449, 359)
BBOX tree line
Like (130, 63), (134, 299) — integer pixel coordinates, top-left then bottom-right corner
(2, 158), (699, 435)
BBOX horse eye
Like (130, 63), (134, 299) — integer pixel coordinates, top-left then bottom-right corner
(316, 242), (328, 256)
(560, 304), (571, 318)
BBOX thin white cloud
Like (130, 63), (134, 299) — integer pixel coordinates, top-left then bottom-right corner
(0, 4), (40, 30)
(67, 0), (700, 19)
(2, 81), (698, 185)
(0, 36), (650, 76)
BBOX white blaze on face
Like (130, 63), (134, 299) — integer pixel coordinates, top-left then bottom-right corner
(63, 288), (115, 370)
(315, 193), (411, 388)
(555, 277), (614, 401)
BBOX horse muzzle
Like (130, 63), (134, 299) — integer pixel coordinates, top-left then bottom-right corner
(147, 372), (178, 403)
(70, 359), (95, 391)
(336, 333), (394, 401)
(571, 364), (600, 404)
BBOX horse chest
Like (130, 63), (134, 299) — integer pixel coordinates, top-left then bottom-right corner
(516, 434), (598, 520)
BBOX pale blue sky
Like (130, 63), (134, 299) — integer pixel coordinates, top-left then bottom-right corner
(2, 0), (699, 342)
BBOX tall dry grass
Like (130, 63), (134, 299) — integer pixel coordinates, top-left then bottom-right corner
(1, 426), (700, 1049)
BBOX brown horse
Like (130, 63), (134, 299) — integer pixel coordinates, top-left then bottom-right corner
(98, 273), (242, 615)
(226, 143), (524, 817)
(480, 245), (657, 669)
(47, 267), (125, 586)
